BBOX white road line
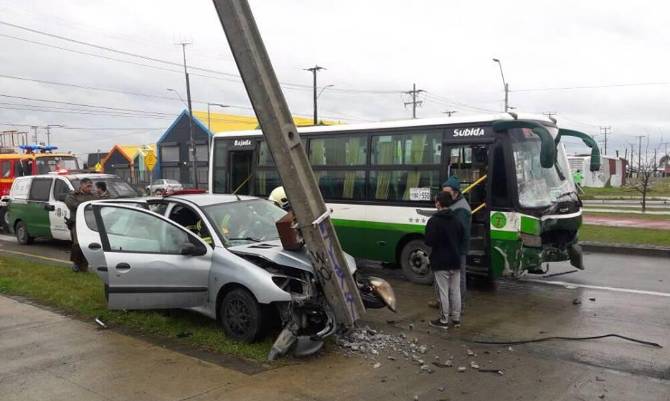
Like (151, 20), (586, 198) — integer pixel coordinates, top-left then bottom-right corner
(0, 234), (17, 243)
(0, 249), (70, 264)
(523, 278), (670, 298)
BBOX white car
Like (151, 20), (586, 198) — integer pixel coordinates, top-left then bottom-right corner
(146, 179), (183, 195)
(77, 193), (395, 359)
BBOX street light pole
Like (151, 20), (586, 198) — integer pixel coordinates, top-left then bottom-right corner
(304, 65), (325, 125)
(178, 42), (199, 189)
(492, 58), (509, 112)
(207, 102), (230, 132)
(45, 124), (63, 146)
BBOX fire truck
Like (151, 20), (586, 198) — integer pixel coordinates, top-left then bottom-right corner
(0, 144), (80, 230)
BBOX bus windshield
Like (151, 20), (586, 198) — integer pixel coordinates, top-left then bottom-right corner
(36, 156), (80, 174)
(511, 129), (572, 208)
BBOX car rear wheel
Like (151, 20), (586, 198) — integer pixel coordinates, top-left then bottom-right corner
(219, 288), (264, 342)
(15, 221), (34, 245)
(400, 239), (434, 285)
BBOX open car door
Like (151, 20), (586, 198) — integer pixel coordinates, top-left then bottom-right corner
(77, 202), (212, 310)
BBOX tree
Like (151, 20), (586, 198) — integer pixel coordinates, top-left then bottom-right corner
(628, 148), (658, 212)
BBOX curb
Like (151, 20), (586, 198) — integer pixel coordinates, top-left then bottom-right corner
(581, 241), (670, 258)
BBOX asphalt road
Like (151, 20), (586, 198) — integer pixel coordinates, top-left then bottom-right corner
(1, 234), (669, 400)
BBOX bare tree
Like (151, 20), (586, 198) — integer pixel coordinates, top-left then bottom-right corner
(628, 148), (658, 212)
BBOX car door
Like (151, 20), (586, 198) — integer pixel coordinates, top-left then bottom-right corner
(76, 202), (212, 310)
(26, 177), (54, 238)
(48, 178), (72, 240)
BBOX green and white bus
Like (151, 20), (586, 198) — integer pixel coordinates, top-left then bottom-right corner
(209, 113), (600, 284)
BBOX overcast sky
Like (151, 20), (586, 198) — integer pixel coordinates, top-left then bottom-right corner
(0, 0), (669, 159)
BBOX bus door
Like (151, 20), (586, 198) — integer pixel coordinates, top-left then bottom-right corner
(229, 150), (254, 195)
(446, 144), (490, 273)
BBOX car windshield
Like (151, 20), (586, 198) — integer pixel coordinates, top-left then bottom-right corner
(36, 156), (80, 174)
(71, 178), (140, 198)
(202, 199), (287, 245)
(511, 128), (572, 208)
(166, 179), (180, 185)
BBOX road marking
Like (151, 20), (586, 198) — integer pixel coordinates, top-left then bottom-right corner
(0, 249), (70, 264)
(523, 278), (670, 298)
(0, 234), (17, 243)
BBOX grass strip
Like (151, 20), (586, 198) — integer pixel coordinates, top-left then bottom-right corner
(0, 254), (271, 361)
(580, 225), (670, 247)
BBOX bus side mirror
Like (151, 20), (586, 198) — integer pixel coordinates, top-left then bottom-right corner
(493, 120), (556, 169)
(556, 129), (601, 172)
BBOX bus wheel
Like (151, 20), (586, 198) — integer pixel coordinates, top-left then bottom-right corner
(400, 239), (433, 285)
(15, 221), (34, 245)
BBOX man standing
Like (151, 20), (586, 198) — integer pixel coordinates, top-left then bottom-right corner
(442, 176), (471, 307)
(65, 178), (97, 272)
(426, 192), (464, 329)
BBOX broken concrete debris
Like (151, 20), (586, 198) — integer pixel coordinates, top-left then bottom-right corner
(458, 366), (467, 372)
(373, 362), (382, 369)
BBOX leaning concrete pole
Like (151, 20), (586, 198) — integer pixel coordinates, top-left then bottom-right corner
(211, 0), (365, 327)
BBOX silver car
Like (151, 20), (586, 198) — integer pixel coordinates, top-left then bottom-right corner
(146, 179), (183, 195)
(77, 194), (395, 358)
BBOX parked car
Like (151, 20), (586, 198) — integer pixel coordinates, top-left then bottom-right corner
(77, 193), (395, 358)
(146, 179), (183, 195)
(7, 173), (141, 244)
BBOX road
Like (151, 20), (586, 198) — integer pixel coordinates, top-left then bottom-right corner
(1, 236), (669, 400)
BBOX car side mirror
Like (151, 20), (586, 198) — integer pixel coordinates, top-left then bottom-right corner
(180, 242), (206, 256)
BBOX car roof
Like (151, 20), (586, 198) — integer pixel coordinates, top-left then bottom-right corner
(165, 193), (259, 207)
(24, 173), (120, 180)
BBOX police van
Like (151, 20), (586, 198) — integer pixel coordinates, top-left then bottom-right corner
(7, 173), (141, 244)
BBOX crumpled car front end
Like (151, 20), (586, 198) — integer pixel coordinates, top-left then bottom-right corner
(229, 240), (396, 360)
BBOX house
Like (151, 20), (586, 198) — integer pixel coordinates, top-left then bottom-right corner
(568, 154), (628, 187)
(156, 110), (327, 188)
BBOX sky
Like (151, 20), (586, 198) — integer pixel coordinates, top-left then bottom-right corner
(0, 0), (669, 160)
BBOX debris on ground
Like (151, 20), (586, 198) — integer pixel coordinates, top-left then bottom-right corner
(466, 349), (475, 356)
(432, 360), (453, 368)
(458, 366), (467, 372)
(373, 362), (382, 369)
(437, 386), (445, 392)
(479, 368), (504, 375)
(589, 297), (597, 302)
(508, 346), (514, 352)
(94, 317), (107, 329)
(573, 298), (582, 305)
(470, 361), (480, 369)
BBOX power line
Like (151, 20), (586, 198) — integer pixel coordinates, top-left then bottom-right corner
(0, 93), (174, 116)
(514, 82), (670, 93)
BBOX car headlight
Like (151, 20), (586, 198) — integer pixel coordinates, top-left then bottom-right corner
(368, 276), (397, 312)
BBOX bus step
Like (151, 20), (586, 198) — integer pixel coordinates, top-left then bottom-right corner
(465, 264), (489, 277)
(470, 235), (486, 249)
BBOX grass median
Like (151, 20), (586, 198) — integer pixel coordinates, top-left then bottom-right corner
(0, 254), (271, 361)
(580, 224), (670, 247)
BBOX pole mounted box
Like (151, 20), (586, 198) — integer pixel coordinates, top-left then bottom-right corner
(211, 0), (365, 327)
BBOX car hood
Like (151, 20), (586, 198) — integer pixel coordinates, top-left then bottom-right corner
(228, 239), (357, 275)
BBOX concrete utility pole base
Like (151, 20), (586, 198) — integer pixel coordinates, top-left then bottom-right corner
(211, 0), (365, 329)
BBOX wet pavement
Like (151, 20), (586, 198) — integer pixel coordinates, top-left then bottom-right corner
(583, 215), (670, 229)
(1, 241), (669, 400)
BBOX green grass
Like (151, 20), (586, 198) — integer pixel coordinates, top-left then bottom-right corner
(0, 255), (271, 361)
(580, 224), (670, 247)
(581, 177), (670, 199)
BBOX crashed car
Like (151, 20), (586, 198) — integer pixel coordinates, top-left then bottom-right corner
(77, 193), (395, 358)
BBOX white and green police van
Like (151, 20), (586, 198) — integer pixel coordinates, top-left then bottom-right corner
(7, 173), (140, 244)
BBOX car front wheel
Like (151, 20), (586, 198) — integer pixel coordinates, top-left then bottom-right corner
(219, 288), (264, 342)
(15, 221), (34, 245)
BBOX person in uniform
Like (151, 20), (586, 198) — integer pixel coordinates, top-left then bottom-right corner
(65, 178), (97, 272)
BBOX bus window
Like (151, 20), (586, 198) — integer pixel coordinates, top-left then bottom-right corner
(1, 160), (11, 178)
(448, 145), (488, 207)
(258, 141), (275, 166)
(255, 170), (281, 197)
(309, 136), (367, 166)
(369, 170), (439, 201)
(315, 170), (366, 200)
(372, 132), (441, 165)
(491, 144), (511, 207)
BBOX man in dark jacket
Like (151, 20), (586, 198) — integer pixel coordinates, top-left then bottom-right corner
(443, 176), (471, 305)
(426, 191), (464, 329)
(65, 178), (97, 272)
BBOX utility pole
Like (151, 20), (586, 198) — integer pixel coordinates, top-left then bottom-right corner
(212, 0), (364, 343)
(635, 135), (645, 177)
(179, 42), (198, 189)
(304, 65), (325, 125)
(30, 126), (38, 144)
(599, 126), (611, 155)
(45, 124), (63, 146)
(443, 110), (457, 117)
(492, 58), (509, 112)
(403, 83), (424, 119)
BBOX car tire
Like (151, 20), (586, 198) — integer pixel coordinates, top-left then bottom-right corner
(219, 288), (264, 342)
(400, 238), (434, 285)
(0, 208), (9, 232)
(15, 221), (34, 245)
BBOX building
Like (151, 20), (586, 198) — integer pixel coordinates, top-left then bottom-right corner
(156, 110), (326, 188)
(85, 152), (107, 171)
(568, 154), (628, 187)
(101, 144), (157, 187)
